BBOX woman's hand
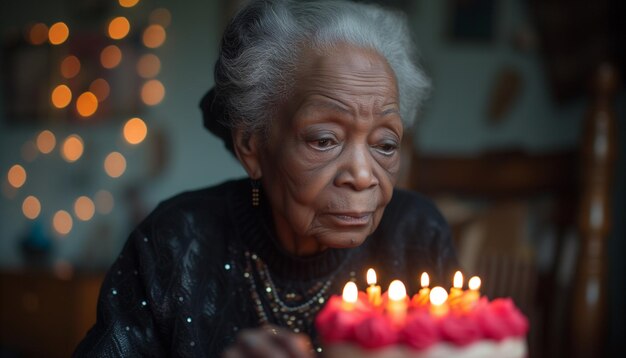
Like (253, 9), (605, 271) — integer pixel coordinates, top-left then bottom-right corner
(222, 325), (314, 358)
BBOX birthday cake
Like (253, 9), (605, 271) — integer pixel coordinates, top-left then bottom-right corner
(315, 271), (528, 358)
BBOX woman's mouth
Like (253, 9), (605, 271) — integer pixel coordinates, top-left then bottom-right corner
(328, 212), (373, 226)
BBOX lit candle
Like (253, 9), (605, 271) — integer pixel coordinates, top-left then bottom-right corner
(412, 272), (430, 307)
(461, 276), (481, 311)
(342, 281), (358, 311)
(429, 286), (449, 316)
(448, 271), (464, 308)
(366, 268), (382, 306)
(387, 280), (408, 323)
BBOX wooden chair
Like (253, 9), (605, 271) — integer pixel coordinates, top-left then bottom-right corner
(397, 63), (619, 358)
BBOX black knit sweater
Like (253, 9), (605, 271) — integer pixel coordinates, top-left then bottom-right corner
(74, 178), (457, 357)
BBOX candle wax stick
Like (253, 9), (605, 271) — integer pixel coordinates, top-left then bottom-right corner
(412, 288), (430, 307)
(367, 285), (382, 306)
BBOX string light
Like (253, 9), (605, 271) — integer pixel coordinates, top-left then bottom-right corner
(104, 152), (127, 178)
(28, 23), (48, 45)
(108, 16), (130, 40)
(36, 130), (56, 154)
(89, 79), (111, 102)
(149, 8), (171, 27)
(123, 117), (148, 144)
(61, 135), (84, 162)
(76, 92), (98, 117)
(141, 79), (165, 105)
(137, 54), (161, 78)
(52, 210), (73, 235)
(100, 45), (122, 69)
(22, 196), (42, 220)
(51, 84), (72, 109)
(60, 55), (81, 79)
(7, 165), (27, 188)
(119, 0), (140, 8)
(74, 196), (95, 221)
(48, 22), (69, 45)
(142, 24), (166, 48)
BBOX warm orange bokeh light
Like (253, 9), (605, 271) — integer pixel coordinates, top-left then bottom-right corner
(76, 92), (98, 117)
(74, 196), (95, 221)
(89, 79), (111, 102)
(95, 190), (114, 214)
(149, 8), (171, 28)
(104, 152), (127, 178)
(123, 117), (148, 145)
(29, 23), (48, 45)
(108, 16), (130, 40)
(100, 45), (122, 69)
(7, 165), (27, 188)
(61, 135), (84, 162)
(60, 55), (81, 79)
(22, 196), (42, 220)
(37, 130), (56, 154)
(142, 24), (166, 48)
(51, 84), (72, 109)
(137, 54), (161, 78)
(48, 22), (69, 45)
(119, 0), (140, 7)
(53, 210), (73, 236)
(141, 79), (165, 105)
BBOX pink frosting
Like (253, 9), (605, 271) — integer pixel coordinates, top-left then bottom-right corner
(401, 312), (440, 350)
(353, 315), (398, 349)
(489, 298), (529, 337)
(439, 312), (482, 346)
(315, 296), (367, 343)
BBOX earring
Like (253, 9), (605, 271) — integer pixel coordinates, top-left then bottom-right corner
(251, 180), (260, 207)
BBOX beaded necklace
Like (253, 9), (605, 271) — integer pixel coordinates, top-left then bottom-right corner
(243, 250), (350, 334)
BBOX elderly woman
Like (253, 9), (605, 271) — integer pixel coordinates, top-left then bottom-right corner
(75, 0), (456, 357)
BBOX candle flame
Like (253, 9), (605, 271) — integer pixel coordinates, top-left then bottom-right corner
(388, 280), (407, 301)
(469, 276), (481, 290)
(429, 286), (448, 306)
(342, 281), (358, 303)
(367, 268), (377, 285)
(420, 272), (429, 288)
(453, 271), (463, 289)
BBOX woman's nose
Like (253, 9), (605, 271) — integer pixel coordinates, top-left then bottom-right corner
(334, 144), (379, 191)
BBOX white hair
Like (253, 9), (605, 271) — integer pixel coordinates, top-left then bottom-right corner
(214, 0), (430, 135)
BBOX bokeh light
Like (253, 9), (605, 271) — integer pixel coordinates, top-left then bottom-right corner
(74, 196), (95, 221)
(29, 23), (48, 45)
(95, 190), (114, 214)
(142, 24), (166, 48)
(104, 152), (127, 178)
(22, 196), (41, 220)
(21, 141), (38, 162)
(108, 16), (130, 40)
(100, 45), (122, 69)
(61, 135), (84, 162)
(60, 55), (81, 79)
(36, 130), (56, 154)
(119, 0), (140, 8)
(7, 164), (27, 188)
(149, 8), (171, 28)
(76, 92), (98, 117)
(52, 210), (73, 236)
(51, 84), (72, 109)
(141, 79), (165, 105)
(89, 78), (111, 102)
(123, 117), (148, 145)
(48, 22), (69, 45)
(137, 54), (161, 78)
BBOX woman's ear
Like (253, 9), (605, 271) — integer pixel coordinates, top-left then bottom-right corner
(232, 128), (263, 179)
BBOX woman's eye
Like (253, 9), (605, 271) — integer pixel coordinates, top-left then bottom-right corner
(308, 137), (338, 151)
(374, 142), (398, 156)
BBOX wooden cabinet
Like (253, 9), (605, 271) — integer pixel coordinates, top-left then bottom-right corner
(0, 270), (104, 358)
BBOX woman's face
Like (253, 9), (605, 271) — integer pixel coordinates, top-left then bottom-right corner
(257, 44), (403, 256)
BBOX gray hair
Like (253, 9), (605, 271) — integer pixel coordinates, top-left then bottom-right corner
(214, 0), (430, 135)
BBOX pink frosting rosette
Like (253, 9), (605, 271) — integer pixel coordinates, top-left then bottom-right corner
(315, 296), (368, 343)
(400, 312), (440, 350)
(489, 298), (529, 336)
(353, 314), (398, 349)
(439, 312), (482, 346)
